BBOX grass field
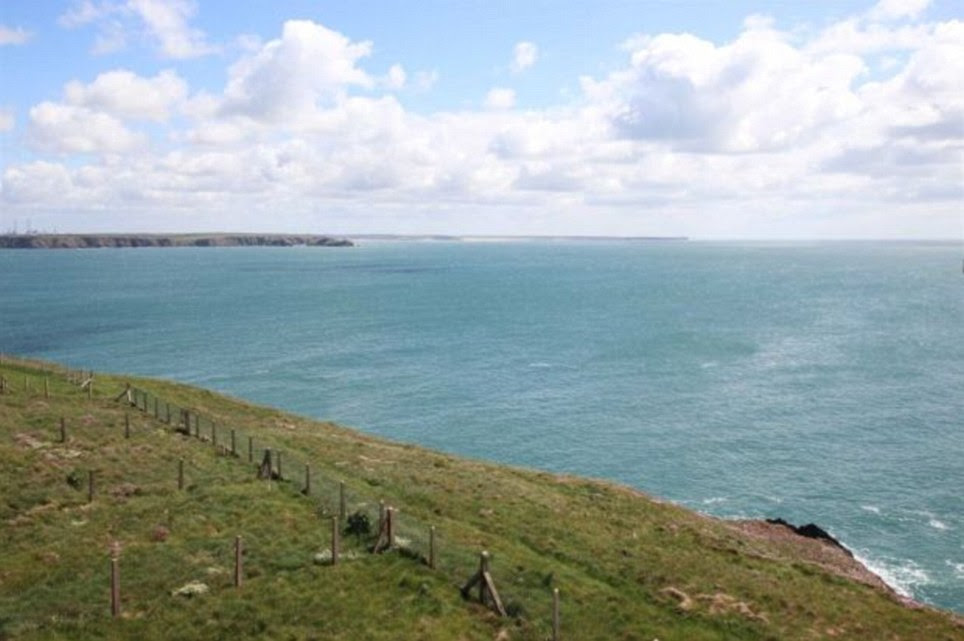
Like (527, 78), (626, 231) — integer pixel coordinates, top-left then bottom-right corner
(1, 357), (960, 640)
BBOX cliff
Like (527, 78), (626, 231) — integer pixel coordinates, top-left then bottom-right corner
(0, 234), (353, 249)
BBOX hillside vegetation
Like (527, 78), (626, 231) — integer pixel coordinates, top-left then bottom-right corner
(0, 357), (960, 640)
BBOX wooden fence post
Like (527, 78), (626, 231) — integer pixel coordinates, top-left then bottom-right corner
(110, 554), (120, 617)
(304, 465), (311, 495)
(248, 436), (253, 463)
(429, 526), (437, 569)
(234, 535), (243, 588)
(88, 470), (95, 503)
(60, 417), (67, 443)
(230, 429), (236, 456)
(178, 459), (184, 491)
(387, 507), (395, 549)
(331, 516), (340, 565)
(339, 481), (346, 520)
(258, 449), (272, 480)
(44, 377), (49, 399)
(553, 588), (560, 641)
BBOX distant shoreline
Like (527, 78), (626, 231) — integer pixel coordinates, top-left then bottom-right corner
(0, 233), (354, 249)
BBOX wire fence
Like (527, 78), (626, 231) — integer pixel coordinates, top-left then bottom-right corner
(0, 354), (562, 636)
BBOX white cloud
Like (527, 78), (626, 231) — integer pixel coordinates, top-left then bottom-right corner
(413, 70), (439, 91)
(868, 0), (931, 21)
(221, 20), (373, 123)
(64, 69), (187, 121)
(58, 0), (215, 58)
(385, 64), (407, 90)
(0, 25), (32, 45)
(7, 9), (962, 238)
(485, 87), (516, 110)
(0, 109), (14, 132)
(511, 41), (538, 72)
(27, 102), (146, 154)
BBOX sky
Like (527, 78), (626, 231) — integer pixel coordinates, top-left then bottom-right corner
(0, 0), (961, 239)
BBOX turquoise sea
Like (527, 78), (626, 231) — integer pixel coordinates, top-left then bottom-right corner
(1, 240), (962, 612)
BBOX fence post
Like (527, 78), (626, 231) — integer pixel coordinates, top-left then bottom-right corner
(110, 554), (120, 618)
(304, 465), (311, 495)
(429, 526), (437, 569)
(178, 459), (184, 491)
(231, 429), (237, 456)
(277, 452), (283, 480)
(331, 516), (340, 565)
(553, 588), (560, 641)
(339, 481), (346, 520)
(387, 507), (395, 548)
(248, 436), (253, 463)
(88, 470), (95, 503)
(234, 535), (243, 588)
(124, 414), (130, 439)
(44, 377), (49, 399)
(60, 417), (67, 443)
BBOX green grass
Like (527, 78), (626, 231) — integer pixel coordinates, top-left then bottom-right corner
(0, 357), (961, 640)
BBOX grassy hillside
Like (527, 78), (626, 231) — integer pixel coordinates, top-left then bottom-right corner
(0, 357), (960, 640)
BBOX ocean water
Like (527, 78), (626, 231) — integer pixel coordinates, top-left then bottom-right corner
(1, 240), (962, 612)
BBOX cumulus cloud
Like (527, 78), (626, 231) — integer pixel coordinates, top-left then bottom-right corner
(221, 20), (373, 123)
(6, 7), (963, 238)
(0, 109), (14, 132)
(511, 41), (538, 72)
(0, 25), (32, 45)
(64, 69), (187, 120)
(485, 87), (516, 110)
(27, 102), (146, 154)
(59, 0), (215, 58)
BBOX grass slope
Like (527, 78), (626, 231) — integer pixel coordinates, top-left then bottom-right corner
(0, 358), (960, 641)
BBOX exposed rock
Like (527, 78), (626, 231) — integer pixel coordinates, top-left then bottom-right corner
(765, 518), (852, 557)
(172, 581), (209, 597)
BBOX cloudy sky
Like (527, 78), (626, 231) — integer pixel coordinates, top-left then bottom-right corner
(0, 0), (961, 238)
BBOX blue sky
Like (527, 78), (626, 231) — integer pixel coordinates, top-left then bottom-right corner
(0, 0), (961, 238)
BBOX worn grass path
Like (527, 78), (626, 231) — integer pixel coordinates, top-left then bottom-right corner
(0, 357), (960, 640)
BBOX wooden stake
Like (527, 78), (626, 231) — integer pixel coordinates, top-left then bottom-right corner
(552, 588), (560, 641)
(178, 459), (184, 491)
(124, 414), (130, 439)
(248, 436), (253, 463)
(60, 417), (66, 443)
(387, 507), (395, 548)
(429, 526), (437, 569)
(44, 377), (49, 399)
(331, 516), (340, 565)
(258, 449), (272, 480)
(304, 465), (311, 495)
(339, 481), (346, 520)
(230, 429), (236, 456)
(234, 535), (243, 588)
(88, 470), (95, 503)
(110, 555), (120, 617)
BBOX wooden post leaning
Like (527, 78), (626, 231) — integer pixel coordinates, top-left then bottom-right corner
(459, 551), (507, 617)
(373, 507), (396, 553)
(234, 535), (243, 588)
(110, 553), (121, 618)
(331, 516), (340, 565)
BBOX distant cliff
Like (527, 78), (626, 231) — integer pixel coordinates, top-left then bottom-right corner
(0, 234), (353, 249)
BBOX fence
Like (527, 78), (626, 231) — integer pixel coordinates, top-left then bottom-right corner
(0, 354), (562, 638)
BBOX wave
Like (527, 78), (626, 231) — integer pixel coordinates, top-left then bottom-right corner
(860, 504), (881, 514)
(854, 552), (931, 598)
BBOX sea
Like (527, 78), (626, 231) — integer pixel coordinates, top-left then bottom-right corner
(1, 239), (961, 612)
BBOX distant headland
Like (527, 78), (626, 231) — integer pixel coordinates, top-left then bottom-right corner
(0, 233), (354, 249)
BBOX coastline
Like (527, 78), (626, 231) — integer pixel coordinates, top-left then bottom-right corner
(0, 233), (354, 249)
